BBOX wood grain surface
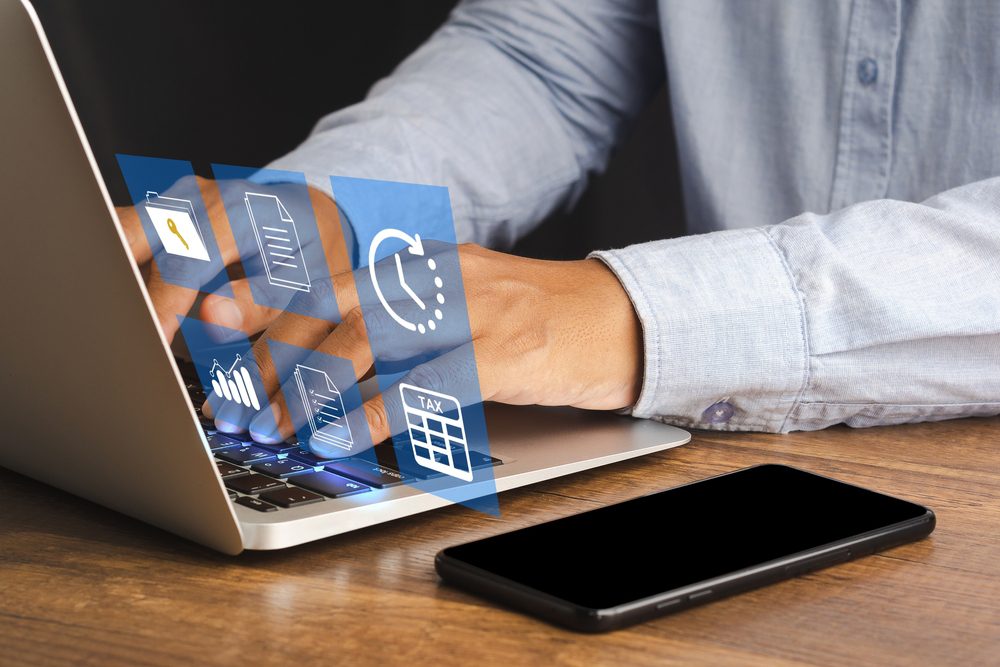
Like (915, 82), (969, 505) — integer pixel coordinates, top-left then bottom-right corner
(1, 416), (998, 666)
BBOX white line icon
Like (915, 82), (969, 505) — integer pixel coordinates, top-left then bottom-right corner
(294, 364), (354, 451)
(245, 192), (312, 292)
(210, 355), (261, 410)
(144, 191), (211, 261)
(368, 228), (445, 335)
(399, 383), (472, 482)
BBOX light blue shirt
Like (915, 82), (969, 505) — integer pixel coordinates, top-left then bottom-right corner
(271, 0), (1000, 432)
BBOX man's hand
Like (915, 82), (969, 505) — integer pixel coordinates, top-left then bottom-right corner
(116, 175), (351, 342)
(227, 244), (643, 453)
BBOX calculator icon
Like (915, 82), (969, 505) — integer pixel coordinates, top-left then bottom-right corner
(398, 383), (473, 482)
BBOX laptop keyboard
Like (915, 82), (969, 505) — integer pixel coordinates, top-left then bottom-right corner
(182, 365), (502, 513)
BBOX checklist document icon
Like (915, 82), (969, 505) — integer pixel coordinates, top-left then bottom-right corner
(294, 364), (354, 451)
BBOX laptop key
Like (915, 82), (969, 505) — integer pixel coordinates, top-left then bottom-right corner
(292, 471), (371, 498)
(220, 431), (255, 442)
(216, 445), (278, 465)
(207, 433), (242, 451)
(256, 441), (304, 455)
(287, 449), (348, 466)
(235, 496), (278, 512)
(259, 486), (325, 508)
(325, 460), (409, 489)
(216, 461), (248, 479)
(251, 459), (318, 478)
(225, 474), (285, 495)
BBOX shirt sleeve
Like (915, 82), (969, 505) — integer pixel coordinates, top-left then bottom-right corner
(268, 0), (663, 257)
(591, 177), (1000, 432)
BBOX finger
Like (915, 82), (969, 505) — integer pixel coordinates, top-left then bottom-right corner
(212, 390), (257, 434)
(201, 308), (333, 438)
(246, 305), (374, 444)
(123, 176), (242, 268)
(308, 185), (354, 278)
(115, 204), (156, 265)
(200, 275), (284, 341)
(212, 385), (292, 445)
(208, 272), (357, 439)
(146, 264), (198, 342)
(239, 268), (359, 398)
(348, 298), (469, 362)
(251, 296), (471, 449)
(246, 288), (462, 444)
(313, 342), (496, 456)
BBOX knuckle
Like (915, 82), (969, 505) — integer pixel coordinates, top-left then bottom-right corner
(364, 401), (389, 437)
(171, 174), (200, 195)
(288, 279), (339, 320)
(407, 362), (444, 390)
(251, 349), (278, 388)
(340, 306), (370, 340)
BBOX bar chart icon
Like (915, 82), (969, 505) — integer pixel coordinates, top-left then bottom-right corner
(210, 355), (261, 411)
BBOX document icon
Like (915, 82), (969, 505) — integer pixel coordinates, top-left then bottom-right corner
(399, 383), (473, 482)
(294, 364), (354, 451)
(144, 191), (211, 261)
(245, 192), (311, 292)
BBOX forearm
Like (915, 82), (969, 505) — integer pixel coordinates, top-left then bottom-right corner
(269, 0), (663, 253)
(593, 177), (1000, 432)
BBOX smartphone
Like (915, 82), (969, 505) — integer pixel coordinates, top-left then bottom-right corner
(435, 464), (935, 632)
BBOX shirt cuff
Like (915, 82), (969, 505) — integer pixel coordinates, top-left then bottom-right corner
(590, 227), (808, 432)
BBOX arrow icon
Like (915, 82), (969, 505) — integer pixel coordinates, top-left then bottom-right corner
(368, 228), (427, 332)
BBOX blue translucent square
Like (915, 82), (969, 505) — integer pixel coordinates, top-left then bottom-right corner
(116, 154), (231, 298)
(177, 317), (268, 435)
(329, 175), (498, 515)
(267, 338), (370, 456)
(211, 164), (340, 322)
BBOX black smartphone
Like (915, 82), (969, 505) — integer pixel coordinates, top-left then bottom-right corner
(435, 464), (934, 632)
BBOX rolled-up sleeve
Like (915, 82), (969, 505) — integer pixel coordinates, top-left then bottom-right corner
(592, 177), (1000, 432)
(269, 0), (663, 255)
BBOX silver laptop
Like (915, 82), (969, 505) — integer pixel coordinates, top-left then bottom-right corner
(0, 0), (690, 554)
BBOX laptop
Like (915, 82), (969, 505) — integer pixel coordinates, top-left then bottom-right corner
(0, 0), (690, 554)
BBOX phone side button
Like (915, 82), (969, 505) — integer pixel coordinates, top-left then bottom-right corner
(656, 598), (684, 610)
(785, 549), (851, 575)
(689, 589), (713, 601)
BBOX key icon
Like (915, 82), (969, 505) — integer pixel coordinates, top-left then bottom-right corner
(166, 217), (190, 250)
(144, 192), (211, 261)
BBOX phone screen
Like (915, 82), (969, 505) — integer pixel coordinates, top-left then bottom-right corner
(442, 465), (928, 610)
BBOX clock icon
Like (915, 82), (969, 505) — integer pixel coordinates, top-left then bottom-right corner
(368, 228), (445, 334)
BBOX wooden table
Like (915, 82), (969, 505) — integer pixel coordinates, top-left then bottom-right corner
(2, 417), (998, 666)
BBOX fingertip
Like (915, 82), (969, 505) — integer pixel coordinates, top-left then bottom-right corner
(214, 401), (251, 434)
(307, 436), (351, 459)
(158, 314), (180, 343)
(201, 296), (244, 335)
(214, 418), (245, 435)
(249, 403), (285, 444)
(362, 400), (391, 445)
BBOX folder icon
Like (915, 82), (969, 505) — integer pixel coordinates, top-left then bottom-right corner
(144, 191), (211, 262)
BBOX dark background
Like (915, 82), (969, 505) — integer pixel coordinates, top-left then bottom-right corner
(32, 0), (685, 259)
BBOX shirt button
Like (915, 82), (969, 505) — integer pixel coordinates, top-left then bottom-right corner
(701, 401), (735, 425)
(857, 57), (878, 86)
